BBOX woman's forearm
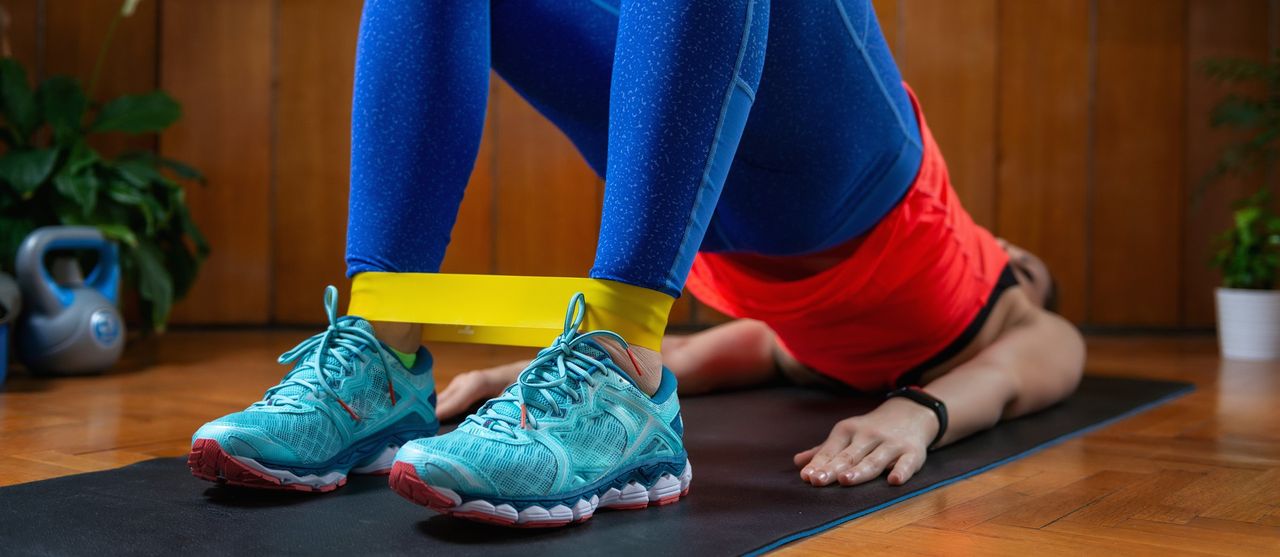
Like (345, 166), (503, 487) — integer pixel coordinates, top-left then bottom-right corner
(663, 319), (780, 395)
(921, 308), (1086, 447)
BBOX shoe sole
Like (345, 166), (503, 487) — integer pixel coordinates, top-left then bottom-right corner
(388, 459), (692, 528)
(188, 438), (398, 492)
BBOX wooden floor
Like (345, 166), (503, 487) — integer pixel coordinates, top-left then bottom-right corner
(0, 332), (1277, 555)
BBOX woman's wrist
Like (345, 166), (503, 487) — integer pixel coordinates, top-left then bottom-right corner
(880, 396), (942, 448)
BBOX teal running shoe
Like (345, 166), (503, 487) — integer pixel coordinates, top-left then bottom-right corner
(189, 286), (438, 492)
(389, 293), (690, 527)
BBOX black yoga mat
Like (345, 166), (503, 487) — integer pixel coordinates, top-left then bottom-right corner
(0, 375), (1190, 556)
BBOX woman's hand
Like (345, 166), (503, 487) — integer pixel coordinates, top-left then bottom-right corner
(793, 397), (939, 487)
(434, 360), (528, 421)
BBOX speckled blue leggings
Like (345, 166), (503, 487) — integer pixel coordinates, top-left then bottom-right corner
(346, 0), (921, 299)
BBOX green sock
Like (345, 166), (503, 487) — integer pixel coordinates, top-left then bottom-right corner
(389, 346), (417, 369)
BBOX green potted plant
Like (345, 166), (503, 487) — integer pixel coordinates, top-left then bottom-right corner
(1204, 50), (1280, 360)
(0, 0), (207, 332)
(1214, 192), (1280, 359)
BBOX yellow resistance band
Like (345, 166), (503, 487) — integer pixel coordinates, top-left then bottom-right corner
(347, 273), (674, 351)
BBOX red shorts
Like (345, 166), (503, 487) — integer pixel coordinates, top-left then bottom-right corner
(685, 87), (1009, 391)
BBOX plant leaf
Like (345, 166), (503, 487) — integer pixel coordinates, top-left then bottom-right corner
(161, 230), (201, 299)
(139, 195), (163, 235)
(37, 76), (88, 143)
(93, 223), (138, 247)
(156, 156), (204, 184)
(65, 141), (100, 174)
(52, 169), (99, 215)
(91, 91), (181, 134)
(120, 151), (205, 184)
(172, 193), (208, 256)
(131, 240), (174, 332)
(0, 215), (37, 273)
(114, 157), (175, 188)
(0, 148), (58, 195)
(105, 178), (144, 206)
(1210, 95), (1265, 129)
(0, 58), (38, 142)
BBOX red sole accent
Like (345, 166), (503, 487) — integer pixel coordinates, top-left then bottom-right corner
(452, 511), (518, 526)
(654, 494), (682, 506)
(389, 461), (457, 510)
(513, 519), (572, 528)
(187, 439), (344, 493)
(388, 460), (689, 528)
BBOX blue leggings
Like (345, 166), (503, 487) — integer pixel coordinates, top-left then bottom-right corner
(346, 0), (921, 299)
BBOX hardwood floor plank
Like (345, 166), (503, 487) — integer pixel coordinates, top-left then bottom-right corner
(1048, 518), (1275, 556)
(991, 470), (1147, 529)
(968, 522), (1219, 557)
(1118, 518), (1280, 553)
(1200, 468), (1280, 523)
(1185, 516), (1280, 540)
(0, 456), (84, 487)
(913, 482), (1033, 531)
(1130, 467), (1263, 524)
(848, 470), (1030, 533)
(1058, 469), (1206, 527)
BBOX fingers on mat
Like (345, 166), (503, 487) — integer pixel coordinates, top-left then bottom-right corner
(838, 443), (900, 486)
(818, 437), (881, 484)
(799, 430), (850, 484)
(887, 449), (924, 486)
(793, 446), (820, 468)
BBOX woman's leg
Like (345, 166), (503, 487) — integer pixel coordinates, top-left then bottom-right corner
(492, 0), (770, 394)
(387, 1), (771, 527)
(345, 1), (491, 351)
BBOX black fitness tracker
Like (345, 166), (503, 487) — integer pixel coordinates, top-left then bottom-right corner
(886, 386), (948, 450)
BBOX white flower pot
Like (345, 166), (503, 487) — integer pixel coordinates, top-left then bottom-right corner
(1216, 287), (1280, 360)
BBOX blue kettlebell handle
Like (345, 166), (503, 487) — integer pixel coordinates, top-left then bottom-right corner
(15, 226), (121, 314)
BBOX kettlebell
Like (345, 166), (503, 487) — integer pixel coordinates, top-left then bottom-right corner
(16, 226), (125, 375)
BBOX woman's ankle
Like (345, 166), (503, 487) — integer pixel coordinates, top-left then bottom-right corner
(594, 337), (663, 396)
(371, 321), (423, 354)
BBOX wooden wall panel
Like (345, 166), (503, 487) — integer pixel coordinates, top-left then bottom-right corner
(43, 0), (157, 93)
(996, 0), (1092, 322)
(162, 0), (272, 324)
(4, 0), (41, 76)
(274, 0), (495, 324)
(1181, 0), (1273, 327)
(492, 81), (601, 278)
(871, 0), (898, 52)
(273, 0), (361, 323)
(44, 0), (157, 157)
(899, 0), (998, 229)
(1090, 0), (1187, 325)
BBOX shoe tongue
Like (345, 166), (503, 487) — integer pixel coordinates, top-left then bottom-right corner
(472, 340), (615, 427)
(268, 317), (374, 403)
(342, 316), (376, 335)
(319, 316), (375, 370)
(575, 339), (610, 361)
